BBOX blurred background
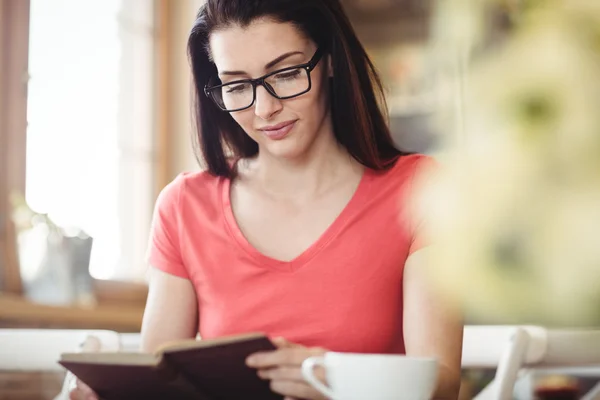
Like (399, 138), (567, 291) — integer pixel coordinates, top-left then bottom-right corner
(1, 0), (599, 399)
(0, 0), (438, 330)
(0, 0), (441, 397)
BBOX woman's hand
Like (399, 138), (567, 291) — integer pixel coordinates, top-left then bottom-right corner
(246, 337), (329, 400)
(67, 335), (101, 400)
(68, 379), (98, 400)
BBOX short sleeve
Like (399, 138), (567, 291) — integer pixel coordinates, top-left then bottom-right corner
(146, 174), (189, 279)
(407, 155), (439, 256)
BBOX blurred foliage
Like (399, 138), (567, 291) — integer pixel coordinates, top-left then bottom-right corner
(419, 0), (600, 326)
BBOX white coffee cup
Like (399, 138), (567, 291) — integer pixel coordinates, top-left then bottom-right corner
(302, 352), (438, 400)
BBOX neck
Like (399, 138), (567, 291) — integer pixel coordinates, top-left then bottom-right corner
(251, 128), (361, 201)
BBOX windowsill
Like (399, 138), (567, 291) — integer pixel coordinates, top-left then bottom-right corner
(0, 293), (144, 332)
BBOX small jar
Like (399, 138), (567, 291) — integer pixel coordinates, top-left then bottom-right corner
(534, 375), (579, 400)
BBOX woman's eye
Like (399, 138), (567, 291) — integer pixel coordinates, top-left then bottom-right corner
(226, 84), (249, 93)
(274, 70), (301, 80)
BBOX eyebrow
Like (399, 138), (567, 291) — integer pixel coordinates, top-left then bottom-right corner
(220, 51), (304, 76)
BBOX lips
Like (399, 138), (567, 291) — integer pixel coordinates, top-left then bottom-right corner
(258, 120), (297, 140)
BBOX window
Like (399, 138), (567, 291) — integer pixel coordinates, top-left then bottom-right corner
(0, 0), (29, 293)
(24, 0), (157, 281)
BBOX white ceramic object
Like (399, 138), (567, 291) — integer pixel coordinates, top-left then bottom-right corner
(302, 352), (438, 400)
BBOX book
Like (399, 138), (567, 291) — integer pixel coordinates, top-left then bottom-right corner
(58, 332), (283, 400)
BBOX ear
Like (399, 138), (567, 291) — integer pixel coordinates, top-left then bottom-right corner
(327, 54), (334, 78)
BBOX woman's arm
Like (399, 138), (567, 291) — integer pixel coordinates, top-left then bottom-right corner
(70, 267), (198, 399)
(403, 248), (463, 400)
(140, 266), (199, 352)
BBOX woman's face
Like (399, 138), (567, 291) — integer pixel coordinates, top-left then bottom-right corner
(209, 18), (332, 160)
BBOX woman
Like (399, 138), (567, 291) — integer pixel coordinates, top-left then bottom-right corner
(72, 0), (463, 399)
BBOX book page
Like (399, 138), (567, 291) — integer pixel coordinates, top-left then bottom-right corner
(59, 352), (159, 366)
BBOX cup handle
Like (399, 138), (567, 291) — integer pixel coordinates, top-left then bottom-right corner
(301, 356), (335, 399)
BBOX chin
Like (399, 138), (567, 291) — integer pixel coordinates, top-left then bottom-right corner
(262, 137), (311, 160)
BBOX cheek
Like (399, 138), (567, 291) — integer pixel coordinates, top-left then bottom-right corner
(230, 111), (255, 133)
(307, 72), (330, 115)
(288, 79), (330, 120)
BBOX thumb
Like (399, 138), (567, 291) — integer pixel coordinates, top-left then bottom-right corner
(271, 336), (300, 349)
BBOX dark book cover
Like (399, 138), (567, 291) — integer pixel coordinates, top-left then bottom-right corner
(59, 333), (284, 400)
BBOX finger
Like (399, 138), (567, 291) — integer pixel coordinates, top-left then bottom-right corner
(271, 337), (299, 349)
(259, 366), (328, 387)
(247, 347), (326, 368)
(73, 380), (98, 400)
(248, 338), (302, 367)
(75, 380), (94, 393)
(258, 366), (304, 382)
(69, 388), (98, 400)
(270, 380), (325, 400)
(247, 348), (302, 368)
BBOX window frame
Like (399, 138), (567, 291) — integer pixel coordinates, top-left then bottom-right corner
(0, 0), (176, 289)
(0, 0), (30, 294)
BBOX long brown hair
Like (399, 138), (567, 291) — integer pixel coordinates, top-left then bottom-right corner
(188, 0), (407, 178)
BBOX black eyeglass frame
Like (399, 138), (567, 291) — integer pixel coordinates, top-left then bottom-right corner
(204, 47), (324, 112)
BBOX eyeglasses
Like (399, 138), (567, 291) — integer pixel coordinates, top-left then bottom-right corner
(204, 48), (323, 112)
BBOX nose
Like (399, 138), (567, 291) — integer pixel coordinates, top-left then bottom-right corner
(254, 85), (282, 120)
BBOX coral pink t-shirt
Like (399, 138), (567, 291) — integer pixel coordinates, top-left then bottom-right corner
(147, 154), (431, 354)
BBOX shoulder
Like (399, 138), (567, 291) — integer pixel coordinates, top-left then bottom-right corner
(155, 169), (227, 211)
(372, 153), (437, 186)
(366, 154), (440, 221)
(393, 153), (437, 174)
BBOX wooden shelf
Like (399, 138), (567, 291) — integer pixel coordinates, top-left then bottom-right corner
(0, 293), (144, 332)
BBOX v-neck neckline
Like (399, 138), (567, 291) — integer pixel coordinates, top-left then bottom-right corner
(221, 167), (373, 272)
